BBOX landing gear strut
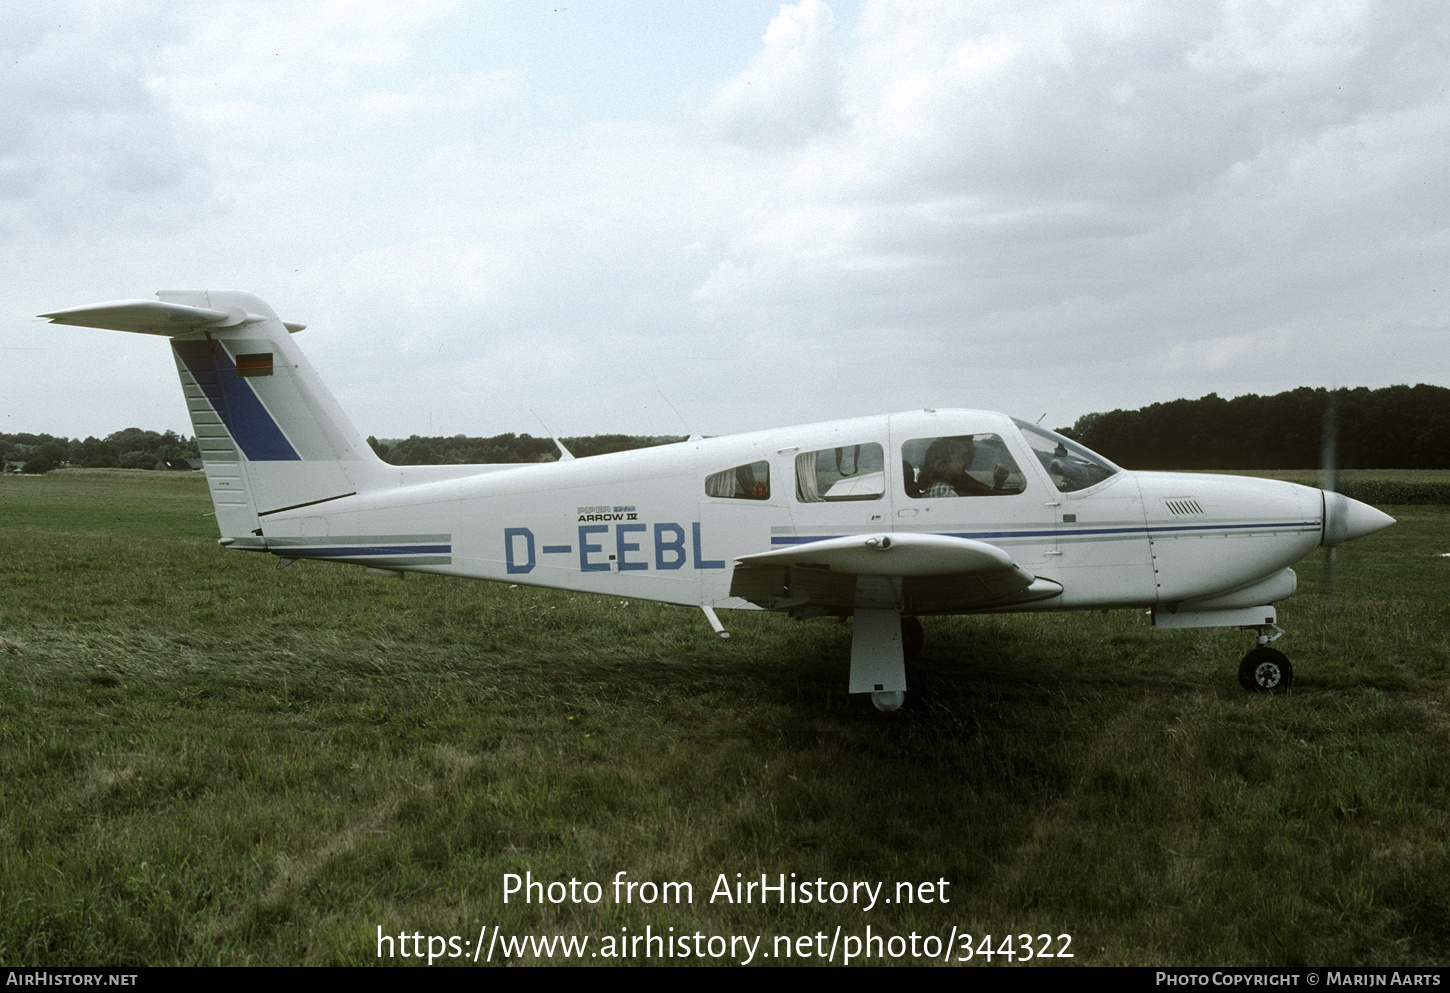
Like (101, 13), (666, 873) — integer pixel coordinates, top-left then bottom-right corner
(1153, 606), (1296, 693)
(850, 608), (908, 712)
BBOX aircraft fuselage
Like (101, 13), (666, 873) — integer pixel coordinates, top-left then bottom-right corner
(249, 409), (1330, 617)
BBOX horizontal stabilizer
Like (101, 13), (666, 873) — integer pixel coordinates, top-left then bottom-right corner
(39, 299), (305, 335)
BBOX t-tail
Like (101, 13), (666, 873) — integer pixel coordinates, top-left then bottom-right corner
(40, 290), (397, 545)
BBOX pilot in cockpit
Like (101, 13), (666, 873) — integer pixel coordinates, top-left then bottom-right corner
(918, 436), (1014, 497)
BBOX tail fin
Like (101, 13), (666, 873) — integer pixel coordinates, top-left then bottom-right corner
(41, 290), (392, 542)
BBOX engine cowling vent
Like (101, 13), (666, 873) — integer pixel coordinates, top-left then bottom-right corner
(1164, 498), (1205, 516)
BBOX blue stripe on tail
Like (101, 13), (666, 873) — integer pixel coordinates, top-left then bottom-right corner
(173, 340), (300, 461)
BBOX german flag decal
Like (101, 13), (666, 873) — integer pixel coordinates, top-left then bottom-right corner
(235, 352), (274, 377)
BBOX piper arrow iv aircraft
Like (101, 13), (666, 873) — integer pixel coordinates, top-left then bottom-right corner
(41, 291), (1395, 710)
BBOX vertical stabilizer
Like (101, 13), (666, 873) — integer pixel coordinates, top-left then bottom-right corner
(41, 290), (393, 541)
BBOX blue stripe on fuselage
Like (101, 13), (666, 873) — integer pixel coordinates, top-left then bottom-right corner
(282, 545), (451, 557)
(769, 521), (1317, 546)
(173, 340), (300, 462)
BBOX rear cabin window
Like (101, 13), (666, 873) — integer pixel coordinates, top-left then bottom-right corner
(704, 460), (770, 500)
(901, 434), (1025, 498)
(795, 443), (884, 502)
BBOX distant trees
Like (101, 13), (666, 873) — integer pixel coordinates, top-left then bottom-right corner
(72, 437), (120, 468)
(1, 429), (198, 473)
(22, 441), (69, 474)
(1, 426), (683, 474)
(10, 384), (1450, 474)
(1069, 385), (1450, 470)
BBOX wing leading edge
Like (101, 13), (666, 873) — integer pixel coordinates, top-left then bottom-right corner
(729, 532), (1061, 616)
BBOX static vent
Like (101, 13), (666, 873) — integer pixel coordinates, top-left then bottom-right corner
(1165, 498), (1205, 516)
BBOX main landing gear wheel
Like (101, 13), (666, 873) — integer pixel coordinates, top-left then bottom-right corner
(901, 616), (924, 659)
(1239, 646), (1293, 692)
(871, 690), (905, 712)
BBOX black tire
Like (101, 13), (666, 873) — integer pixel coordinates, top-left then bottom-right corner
(901, 615), (925, 659)
(1239, 646), (1293, 692)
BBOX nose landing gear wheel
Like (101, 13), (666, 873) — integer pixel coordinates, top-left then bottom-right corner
(871, 690), (905, 712)
(1239, 646), (1292, 692)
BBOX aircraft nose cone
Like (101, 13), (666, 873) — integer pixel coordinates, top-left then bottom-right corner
(1322, 491), (1395, 546)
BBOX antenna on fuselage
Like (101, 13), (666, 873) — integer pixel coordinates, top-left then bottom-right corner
(531, 409), (575, 461)
(659, 391), (701, 442)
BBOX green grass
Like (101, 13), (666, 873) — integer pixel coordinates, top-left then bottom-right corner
(1, 472), (1447, 965)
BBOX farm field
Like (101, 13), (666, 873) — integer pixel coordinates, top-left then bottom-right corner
(1, 469), (1447, 966)
(1209, 470), (1450, 484)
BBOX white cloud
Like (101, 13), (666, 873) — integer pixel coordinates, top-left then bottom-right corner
(698, 0), (844, 148)
(0, 4), (210, 235)
(5, 0), (1449, 441)
(682, 0), (1450, 426)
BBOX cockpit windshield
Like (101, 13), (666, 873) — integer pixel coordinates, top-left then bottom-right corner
(1012, 418), (1120, 493)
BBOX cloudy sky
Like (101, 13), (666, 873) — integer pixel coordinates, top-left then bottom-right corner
(4, 0), (1447, 442)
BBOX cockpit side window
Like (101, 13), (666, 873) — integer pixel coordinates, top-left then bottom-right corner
(901, 435), (1025, 498)
(1012, 419), (1119, 493)
(705, 460), (770, 500)
(796, 443), (884, 502)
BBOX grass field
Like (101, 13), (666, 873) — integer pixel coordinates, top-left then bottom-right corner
(1, 469), (1447, 966)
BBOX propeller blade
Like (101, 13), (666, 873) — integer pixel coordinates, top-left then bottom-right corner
(1320, 393), (1338, 495)
(1321, 393), (1339, 596)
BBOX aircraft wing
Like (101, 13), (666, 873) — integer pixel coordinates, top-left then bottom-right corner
(39, 299), (306, 334)
(729, 532), (1062, 616)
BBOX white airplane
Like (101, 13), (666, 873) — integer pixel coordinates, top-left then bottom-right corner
(41, 290), (1395, 710)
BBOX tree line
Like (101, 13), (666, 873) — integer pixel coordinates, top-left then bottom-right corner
(1065, 384), (1450, 470)
(1, 429), (198, 474)
(9, 384), (1449, 474)
(0, 429), (681, 474)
